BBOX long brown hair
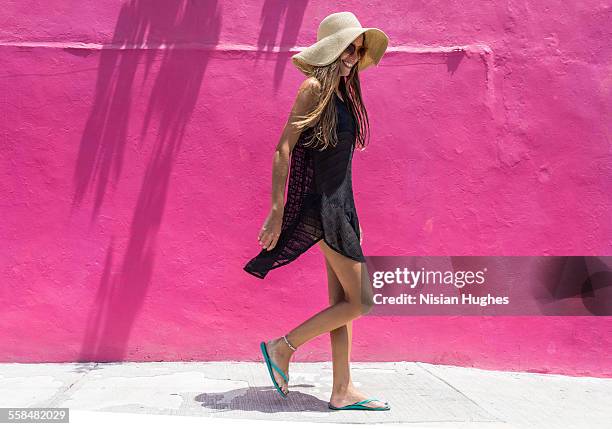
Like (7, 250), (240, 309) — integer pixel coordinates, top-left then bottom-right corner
(292, 39), (371, 152)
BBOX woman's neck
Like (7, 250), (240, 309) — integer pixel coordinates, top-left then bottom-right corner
(335, 78), (344, 98)
(335, 76), (346, 92)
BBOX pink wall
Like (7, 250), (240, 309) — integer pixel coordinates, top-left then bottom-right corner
(1, 1), (611, 377)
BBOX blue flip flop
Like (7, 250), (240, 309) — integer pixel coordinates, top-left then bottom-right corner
(328, 398), (390, 411)
(260, 341), (289, 398)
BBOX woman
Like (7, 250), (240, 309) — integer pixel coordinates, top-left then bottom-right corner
(244, 12), (390, 411)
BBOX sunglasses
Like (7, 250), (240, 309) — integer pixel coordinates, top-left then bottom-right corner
(343, 42), (367, 58)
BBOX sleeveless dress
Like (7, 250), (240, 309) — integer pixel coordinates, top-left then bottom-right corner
(243, 93), (366, 279)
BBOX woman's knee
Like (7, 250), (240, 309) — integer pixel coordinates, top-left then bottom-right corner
(347, 301), (364, 319)
(344, 303), (371, 319)
(361, 299), (374, 315)
(360, 263), (375, 315)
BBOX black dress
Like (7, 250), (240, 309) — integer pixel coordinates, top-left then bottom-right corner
(244, 93), (366, 279)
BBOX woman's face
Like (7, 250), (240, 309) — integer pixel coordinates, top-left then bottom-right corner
(339, 34), (365, 77)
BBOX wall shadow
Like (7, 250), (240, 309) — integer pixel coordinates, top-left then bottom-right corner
(257, 0), (309, 90)
(75, 0), (221, 362)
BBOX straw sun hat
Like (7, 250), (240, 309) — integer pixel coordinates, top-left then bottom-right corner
(291, 11), (390, 76)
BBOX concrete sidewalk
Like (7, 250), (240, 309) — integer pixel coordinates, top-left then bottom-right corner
(0, 361), (610, 428)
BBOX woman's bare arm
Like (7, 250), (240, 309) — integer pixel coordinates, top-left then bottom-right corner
(258, 77), (320, 251)
(270, 77), (320, 210)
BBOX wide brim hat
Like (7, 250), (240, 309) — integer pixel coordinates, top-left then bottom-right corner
(292, 11), (389, 76)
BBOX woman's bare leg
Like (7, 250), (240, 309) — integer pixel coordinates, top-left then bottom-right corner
(265, 241), (388, 410)
(322, 248), (387, 409)
(325, 255), (353, 390)
(264, 240), (372, 394)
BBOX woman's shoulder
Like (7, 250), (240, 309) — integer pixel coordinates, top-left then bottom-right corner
(297, 77), (321, 102)
(292, 77), (321, 118)
(300, 76), (321, 92)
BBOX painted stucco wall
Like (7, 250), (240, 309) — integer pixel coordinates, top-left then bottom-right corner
(1, 1), (611, 377)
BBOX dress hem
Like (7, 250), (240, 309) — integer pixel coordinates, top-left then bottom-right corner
(243, 235), (325, 280)
(244, 236), (366, 280)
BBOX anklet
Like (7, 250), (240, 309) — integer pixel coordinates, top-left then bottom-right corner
(282, 335), (297, 351)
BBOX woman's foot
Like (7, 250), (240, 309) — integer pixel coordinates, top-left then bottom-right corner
(265, 337), (294, 395)
(330, 383), (388, 409)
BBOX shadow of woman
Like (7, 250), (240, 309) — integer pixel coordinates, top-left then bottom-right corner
(195, 383), (333, 413)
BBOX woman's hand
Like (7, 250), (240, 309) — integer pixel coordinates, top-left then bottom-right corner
(359, 225), (363, 244)
(258, 207), (283, 251)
